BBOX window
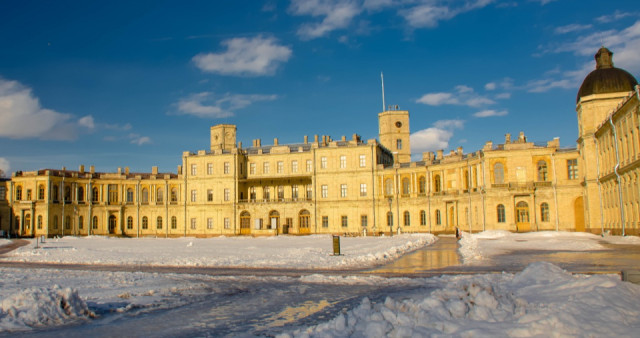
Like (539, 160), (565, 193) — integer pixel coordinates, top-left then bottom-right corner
(540, 203), (550, 222)
(385, 179), (393, 196)
(26, 189), (32, 200)
(142, 216), (148, 229)
(359, 154), (366, 167)
(361, 215), (368, 227)
(207, 162), (213, 175)
(127, 216), (133, 229)
(171, 216), (177, 229)
(126, 188), (134, 203)
(224, 188), (230, 201)
(264, 187), (270, 200)
(224, 218), (230, 229)
(497, 204), (506, 223)
(277, 161), (284, 174)
(108, 185), (117, 204)
(321, 185), (328, 198)
(92, 187), (99, 202)
(250, 163), (256, 175)
(52, 185), (58, 201)
(322, 216), (329, 228)
(292, 185), (299, 199)
(306, 160), (313, 172)
(340, 184), (347, 198)
(207, 218), (213, 229)
(157, 188), (164, 203)
(64, 186), (71, 202)
(77, 216), (82, 230)
(142, 188), (149, 204)
(537, 160), (548, 181)
(292, 160), (298, 173)
(340, 155), (347, 169)
(38, 215), (43, 230)
(341, 216), (348, 228)
(207, 189), (213, 202)
(320, 157), (327, 169)
(16, 186), (22, 200)
(360, 183), (367, 197)
(387, 212), (393, 226)
(306, 185), (313, 199)
(494, 163), (505, 184)
(0, 187), (5, 200)
(435, 210), (441, 225)
(52, 217), (58, 229)
(65, 216), (71, 230)
(418, 176), (426, 194)
(191, 164), (197, 176)
(263, 162), (270, 174)
(434, 175), (441, 193)
(224, 162), (230, 174)
(157, 216), (162, 229)
(191, 190), (197, 202)
(38, 185), (45, 200)
(249, 187), (256, 201)
(190, 218), (196, 230)
(420, 210), (426, 226)
(92, 216), (98, 229)
(78, 187), (84, 202)
(171, 188), (178, 202)
(396, 139), (402, 150)
(402, 178), (410, 195)
(403, 211), (410, 226)
(277, 186), (284, 200)
(567, 159), (578, 180)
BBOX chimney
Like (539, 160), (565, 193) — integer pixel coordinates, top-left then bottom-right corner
(62, 166), (66, 171)
(117, 167), (122, 174)
(505, 133), (511, 144)
(483, 141), (493, 151)
(341, 135), (346, 142)
(274, 138), (278, 146)
(257, 139), (261, 147)
(314, 135), (319, 143)
(457, 146), (463, 155)
(125, 167), (130, 175)
(304, 135), (308, 144)
(518, 131), (526, 143)
(79, 165), (85, 173)
(89, 165), (95, 173)
(152, 166), (158, 175)
(238, 141), (242, 149)
(436, 149), (444, 160)
(177, 165), (182, 175)
(422, 152), (434, 162)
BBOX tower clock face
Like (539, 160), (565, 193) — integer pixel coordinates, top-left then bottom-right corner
(395, 121), (402, 128)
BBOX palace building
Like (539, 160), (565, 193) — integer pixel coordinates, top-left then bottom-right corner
(0, 47), (638, 237)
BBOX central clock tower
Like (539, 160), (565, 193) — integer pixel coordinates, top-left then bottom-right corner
(378, 109), (410, 163)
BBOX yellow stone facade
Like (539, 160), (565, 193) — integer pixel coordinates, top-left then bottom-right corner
(0, 48), (637, 237)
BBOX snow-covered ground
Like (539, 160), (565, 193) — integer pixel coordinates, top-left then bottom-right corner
(0, 239), (11, 247)
(1, 234), (436, 269)
(458, 230), (640, 263)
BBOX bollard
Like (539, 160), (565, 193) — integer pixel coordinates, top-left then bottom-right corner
(332, 235), (341, 256)
(41, 235), (45, 243)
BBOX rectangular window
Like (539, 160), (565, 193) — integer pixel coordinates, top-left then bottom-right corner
(224, 218), (230, 229)
(291, 160), (298, 173)
(190, 218), (196, 230)
(341, 216), (348, 228)
(207, 162), (213, 175)
(26, 189), (32, 200)
(396, 139), (402, 150)
(191, 190), (197, 202)
(171, 217), (177, 229)
(207, 218), (213, 229)
(0, 187), (5, 200)
(191, 164), (197, 176)
(322, 216), (329, 228)
(263, 162), (270, 174)
(277, 186), (284, 200)
(224, 162), (230, 174)
(340, 184), (347, 198)
(306, 160), (313, 172)
(340, 155), (346, 169)
(360, 183), (367, 197)
(361, 215), (368, 227)
(250, 163), (256, 175)
(359, 154), (366, 167)
(224, 188), (230, 201)
(264, 187), (270, 200)
(108, 184), (118, 204)
(567, 159), (578, 179)
(277, 161), (284, 174)
(320, 157), (327, 169)
(321, 185), (328, 198)
(306, 185), (313, 200)
(207, 189), (213, 202)
(292, 185), (299, 199)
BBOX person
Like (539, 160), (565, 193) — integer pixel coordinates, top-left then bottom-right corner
(455, 227), (461, 240)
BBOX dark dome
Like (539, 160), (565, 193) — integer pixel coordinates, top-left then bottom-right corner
(577, 47), (638, 103)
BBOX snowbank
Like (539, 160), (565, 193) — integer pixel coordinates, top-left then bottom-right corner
(0, 286), (93, 331)
(3, 234), (436, 269)
(280, 262), (640, 337)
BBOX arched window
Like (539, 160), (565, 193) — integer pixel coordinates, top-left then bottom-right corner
(127, 216), (133, 229)
(403, 211), (410, 226)
(299, 210), (310, 229)
(52, 185), (59, 202)
(92, 187), (99, 202)
(497, 204), (505, 223)
(402, 178), (410, 195)
(65, 216), (71, 229)
(494, 163), (504, 184)
(171, 216), (177, 229)
(16, 186), (22, 200)
(540, 203), (550, 222)
(78, 187), (84, 202)
(420, 210), (426, 226)
(418, 176), (426, 194)
(434, 175), (441, 193)
(386, 212), (393, 226)
(38, 185), (45, 200)
(171, 188), (178, 203)
(37, 215), (43, 229)
(464, 170), (470, 190)
(78, 216), (83, 230)
(64, 186), (71, 202)
(435, 210), (441, 225)
(142, 188), (149, 204)
(142, 216), (148, 229)
(92, 216), (98, 229)
(384, 179), (393, 196)
(537, 161), (548, 181)
(516, 201), (529, 223)
(126, 188), (134, 203)
(157, 216), (162, 229)
(53, 217), (58, 229)
(157, 188), (164, 204)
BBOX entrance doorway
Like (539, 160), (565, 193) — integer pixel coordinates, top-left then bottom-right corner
(516, 201), (530, 232)
(240, 211), (251, 235)
(108, 215), (117, 234)
(574, 197), (585, 232)
(299, 210), (310, 234)
(268, 210), (279, 231)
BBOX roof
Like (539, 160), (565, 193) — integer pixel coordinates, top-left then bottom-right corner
(577, 47), (638, 102)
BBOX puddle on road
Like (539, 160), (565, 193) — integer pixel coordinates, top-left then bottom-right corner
(368, 237), (461, 274)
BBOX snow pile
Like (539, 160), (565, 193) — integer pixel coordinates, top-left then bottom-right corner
(0, 286), (93, 331)
(280, 262), (640, 337)
(0, 239), (11, 247)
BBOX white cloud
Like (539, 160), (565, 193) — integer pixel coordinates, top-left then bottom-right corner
(192, 36), (292, 76)
(484, 82), (497, 90)
(416, 85), (495, 107)
(78, 115), (95, 129)
(411, 119), (465, 154)
(290, 0), (362, 40)
(474, 109), (508, 117)
(495, 92), (511, 99)
(0, 78), (92, 140)
(176, 92), (278, 119)
(554, 23), (592, 35)
(596, 10), (636, 24)
(129, 134), (151, 146)
(0, 157), (9, 176)
(400, 0), (493, 29)
(531, 0), (557, 5)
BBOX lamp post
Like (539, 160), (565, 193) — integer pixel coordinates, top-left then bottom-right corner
(388, 197), (393, 237)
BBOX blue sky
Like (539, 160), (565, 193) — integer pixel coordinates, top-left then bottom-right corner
(0, 0), (638, 175)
